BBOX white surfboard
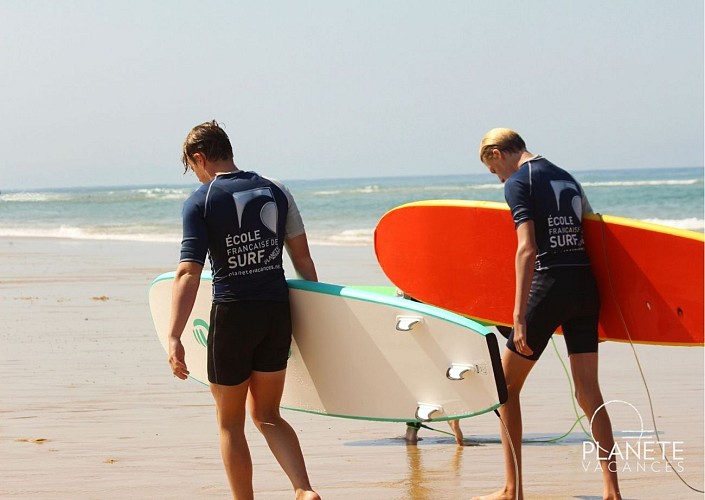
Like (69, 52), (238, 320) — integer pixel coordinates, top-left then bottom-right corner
(149, 272), (507, 422)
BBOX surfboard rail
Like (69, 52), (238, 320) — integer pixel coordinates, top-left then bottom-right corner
(374, 200), (704, 346)
(149, 272), (508, 421)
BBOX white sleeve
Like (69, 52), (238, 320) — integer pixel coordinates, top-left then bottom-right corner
(267, 177), (306, 239)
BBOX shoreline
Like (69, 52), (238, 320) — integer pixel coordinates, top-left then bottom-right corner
(1, 236), (703, 499)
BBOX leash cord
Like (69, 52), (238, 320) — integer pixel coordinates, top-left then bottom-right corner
(420, 337), (590, 443)
(597, 213), (703, 494)
(494, 409), (520, 500)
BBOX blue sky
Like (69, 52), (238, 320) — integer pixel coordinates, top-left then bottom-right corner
(0, 1), (702, 190)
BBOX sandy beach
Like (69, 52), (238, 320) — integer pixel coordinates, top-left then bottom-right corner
(1, 236), (702, 499)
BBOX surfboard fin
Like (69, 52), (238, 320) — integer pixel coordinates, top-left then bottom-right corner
(415, 403), (443, 422)
(396, 315), (424, 331)
(446, 363), (477, 381)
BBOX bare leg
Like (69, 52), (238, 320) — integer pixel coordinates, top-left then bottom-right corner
(448, 419), (464, 445)
(248, 369), (320, 500)
(404, 423), (420, 444)
(472, 350), (536, 500)
(570, 353), (620, 500)
(210, 381), (254, 500)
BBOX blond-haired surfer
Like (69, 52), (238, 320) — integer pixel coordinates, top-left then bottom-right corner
(472, 128), (620, 500)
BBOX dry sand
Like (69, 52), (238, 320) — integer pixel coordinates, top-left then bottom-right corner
(1, 237), (702, 499)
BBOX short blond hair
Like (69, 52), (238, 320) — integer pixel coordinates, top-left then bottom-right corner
(479, 128), (526, 161)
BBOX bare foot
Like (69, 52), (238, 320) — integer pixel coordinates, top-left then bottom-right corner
(471, 488), (518, 500)
(295, 489), (321, 500)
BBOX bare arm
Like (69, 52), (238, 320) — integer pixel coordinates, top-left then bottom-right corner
(513, 220), (537, 356)
(168, 260), (203, 379)
(285, 233), (318, 282)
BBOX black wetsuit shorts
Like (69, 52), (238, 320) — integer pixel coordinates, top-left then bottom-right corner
(506, 266), (600, 361)
(207, 300), (292, 386)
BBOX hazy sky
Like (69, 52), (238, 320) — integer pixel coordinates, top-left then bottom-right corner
(1, 1), (703, 190)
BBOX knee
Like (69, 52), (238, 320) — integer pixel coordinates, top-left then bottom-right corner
(504, 379), (524, 402)
(574, 388), (588, 409)
(217, 416), (247, 436)
(574, 388), (604, 416)
(249, 408), (282, 432)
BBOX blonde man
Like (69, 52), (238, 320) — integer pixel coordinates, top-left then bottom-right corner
(473, 128), (620, 500)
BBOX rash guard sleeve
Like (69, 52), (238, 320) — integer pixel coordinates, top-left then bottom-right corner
(268, 178), (305, 239)
(504, 167), (534, 228)
(179, 193), (209, 265)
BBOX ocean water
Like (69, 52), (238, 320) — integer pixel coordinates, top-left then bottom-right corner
(0, 167), (702, 246)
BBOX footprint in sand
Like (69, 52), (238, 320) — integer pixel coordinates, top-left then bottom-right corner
(17, 437), (49, 444)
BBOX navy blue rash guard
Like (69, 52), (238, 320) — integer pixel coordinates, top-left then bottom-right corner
(503, 156), (592, 271)
(179, 170), (305, 303)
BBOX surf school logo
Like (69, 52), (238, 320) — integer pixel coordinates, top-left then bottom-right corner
(547, 180), (586, 250)
(232, 187), (278, 232)
(227, 187), (282, 274)
(550, 179), (583, 221)
(192, 318), (208, 347)
(581, 400), (686, 474)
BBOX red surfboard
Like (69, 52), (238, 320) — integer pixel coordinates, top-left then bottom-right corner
(374, 200), (704, 346)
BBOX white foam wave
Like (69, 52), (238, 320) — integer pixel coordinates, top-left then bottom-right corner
(413, 183), (502, 191)
(314, 186), (381, 196)
(582, 179), (700, 187)
(313, 190), (343, 195)
(308, 228), (374, 247)
(313, 183), (502, 196)
(134, 187), (190, 200)
(0, 226), (181, 243)
(642, 217), (704, 232)
(0, 186), (192, 203)
(470, 183), (504, 190)
(0, 192), (72, 202)
(353, 185), (381, 194)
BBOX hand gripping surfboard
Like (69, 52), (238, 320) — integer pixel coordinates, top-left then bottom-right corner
(149, 273), (508, 421)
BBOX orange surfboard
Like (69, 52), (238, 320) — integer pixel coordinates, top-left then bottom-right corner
(374, 200), (704, 346)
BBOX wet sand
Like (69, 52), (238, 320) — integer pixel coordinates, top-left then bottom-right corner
(1, 237), (702, 499)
